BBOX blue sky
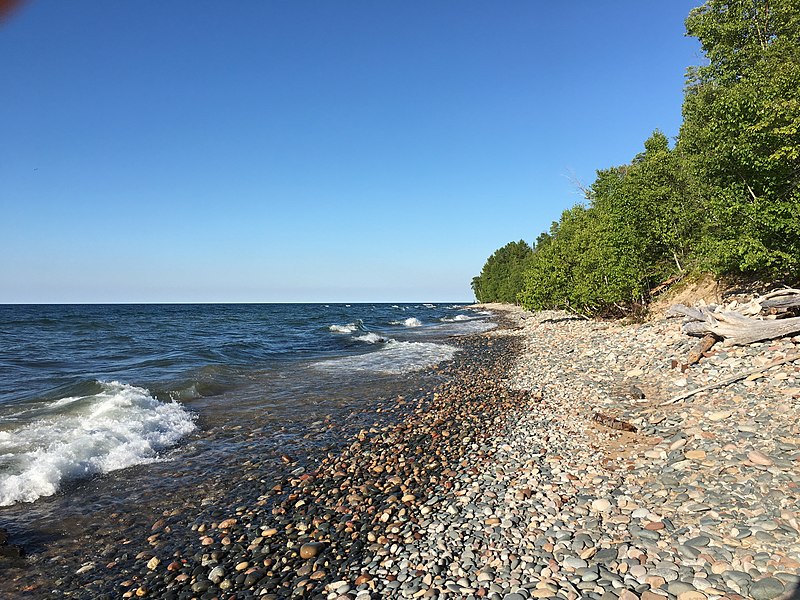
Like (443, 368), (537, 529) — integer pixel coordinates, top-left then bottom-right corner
(1, 1), (703, 303)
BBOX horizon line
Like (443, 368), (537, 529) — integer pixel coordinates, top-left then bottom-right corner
(0, 300), (476, 306)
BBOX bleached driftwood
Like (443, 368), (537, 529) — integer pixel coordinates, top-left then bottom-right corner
(729, 288), (800, 315)
(668, 288), (800, 347)
(676, 307), (800, 346)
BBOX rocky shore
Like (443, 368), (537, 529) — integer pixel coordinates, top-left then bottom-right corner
(464, 304), (799, 600)
(3, 305), (799, 599)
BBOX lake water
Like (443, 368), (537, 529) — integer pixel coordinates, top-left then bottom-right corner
(0, 303), (493, 510)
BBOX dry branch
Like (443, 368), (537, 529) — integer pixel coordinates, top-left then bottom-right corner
(650, 274), (682, 297)
(686, 334), (719, 366)
(734, 288), (800, 315)
(662, 354), (800, 405)
(669, 294), (800, 346)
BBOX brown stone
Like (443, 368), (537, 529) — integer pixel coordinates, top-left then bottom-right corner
(677, 592), (707, 600)
(685, 450), (706, 460)
(299, 542), (324, 559)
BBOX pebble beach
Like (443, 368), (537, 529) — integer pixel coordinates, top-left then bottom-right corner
(2, 304), (799, 600)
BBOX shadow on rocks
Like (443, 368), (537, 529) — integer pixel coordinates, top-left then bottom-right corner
(540, 315), (586, 324)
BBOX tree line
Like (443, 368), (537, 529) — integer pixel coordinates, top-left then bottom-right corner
(472, 0), (800, 315)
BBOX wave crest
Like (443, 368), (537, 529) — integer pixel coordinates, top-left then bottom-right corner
(353, 333), (390, 344)
(329, 319), (365, 334)
(390, 317), (422, 327)
(0, 381), (196, 506)
(440, 314), (472, 322)
(316, 341), (458, 375)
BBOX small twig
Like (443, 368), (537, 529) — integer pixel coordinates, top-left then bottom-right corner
(662, 354), (800, 405)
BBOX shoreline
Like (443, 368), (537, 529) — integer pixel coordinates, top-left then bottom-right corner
(0, 313), (527, 598)
(2, 306), (798, 599)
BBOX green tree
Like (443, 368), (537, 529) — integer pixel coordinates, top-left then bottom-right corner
(518, 132), (700, 316)
(477, 1), (800, 315)
(472, 240), (533, 303)
(518, 201), (651, 315)
(680, 0), (800, 278)
(594, 131), (701, 278)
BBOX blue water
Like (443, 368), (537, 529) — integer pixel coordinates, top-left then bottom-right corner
(0, 303), (493, 506)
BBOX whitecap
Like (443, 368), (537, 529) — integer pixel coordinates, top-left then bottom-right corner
(390, 317), (422, 327)
(353, 333), (389, 344)
(316, 341), (458, 375)
(329, 323), (359, 334)
(440, 314), (472, 322)
(0, 381), (196, 506)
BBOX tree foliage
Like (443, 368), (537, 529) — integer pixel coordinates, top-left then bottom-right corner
(473, 0), (799, 313)
(681, 0), (800, 276)
(518, 132), (697, 315)
(471, 240), (533, 304)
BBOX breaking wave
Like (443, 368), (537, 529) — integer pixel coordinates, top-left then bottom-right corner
(315, 340), (458, 375)
(0, 381), (196, 506)
(390, 317), (423, 327)
(440, 314), (472, 322)
(353, 333), (390, 344)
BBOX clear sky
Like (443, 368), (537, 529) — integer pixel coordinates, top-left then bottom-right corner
(1, 1), (703, 303)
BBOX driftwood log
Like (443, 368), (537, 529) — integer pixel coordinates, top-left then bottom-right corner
(738, 288), (800, 314)
(668, 288), (800, 347)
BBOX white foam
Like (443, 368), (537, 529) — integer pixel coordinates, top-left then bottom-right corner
(441, 314), (472, 322)
(329, 323), (359, 334)
(450, 321), (497, 334)
(390, 317), (422, 327)
(353, 332), (389, 344)
(316, 341), (458, 375)
(0, 381), (196, 506)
